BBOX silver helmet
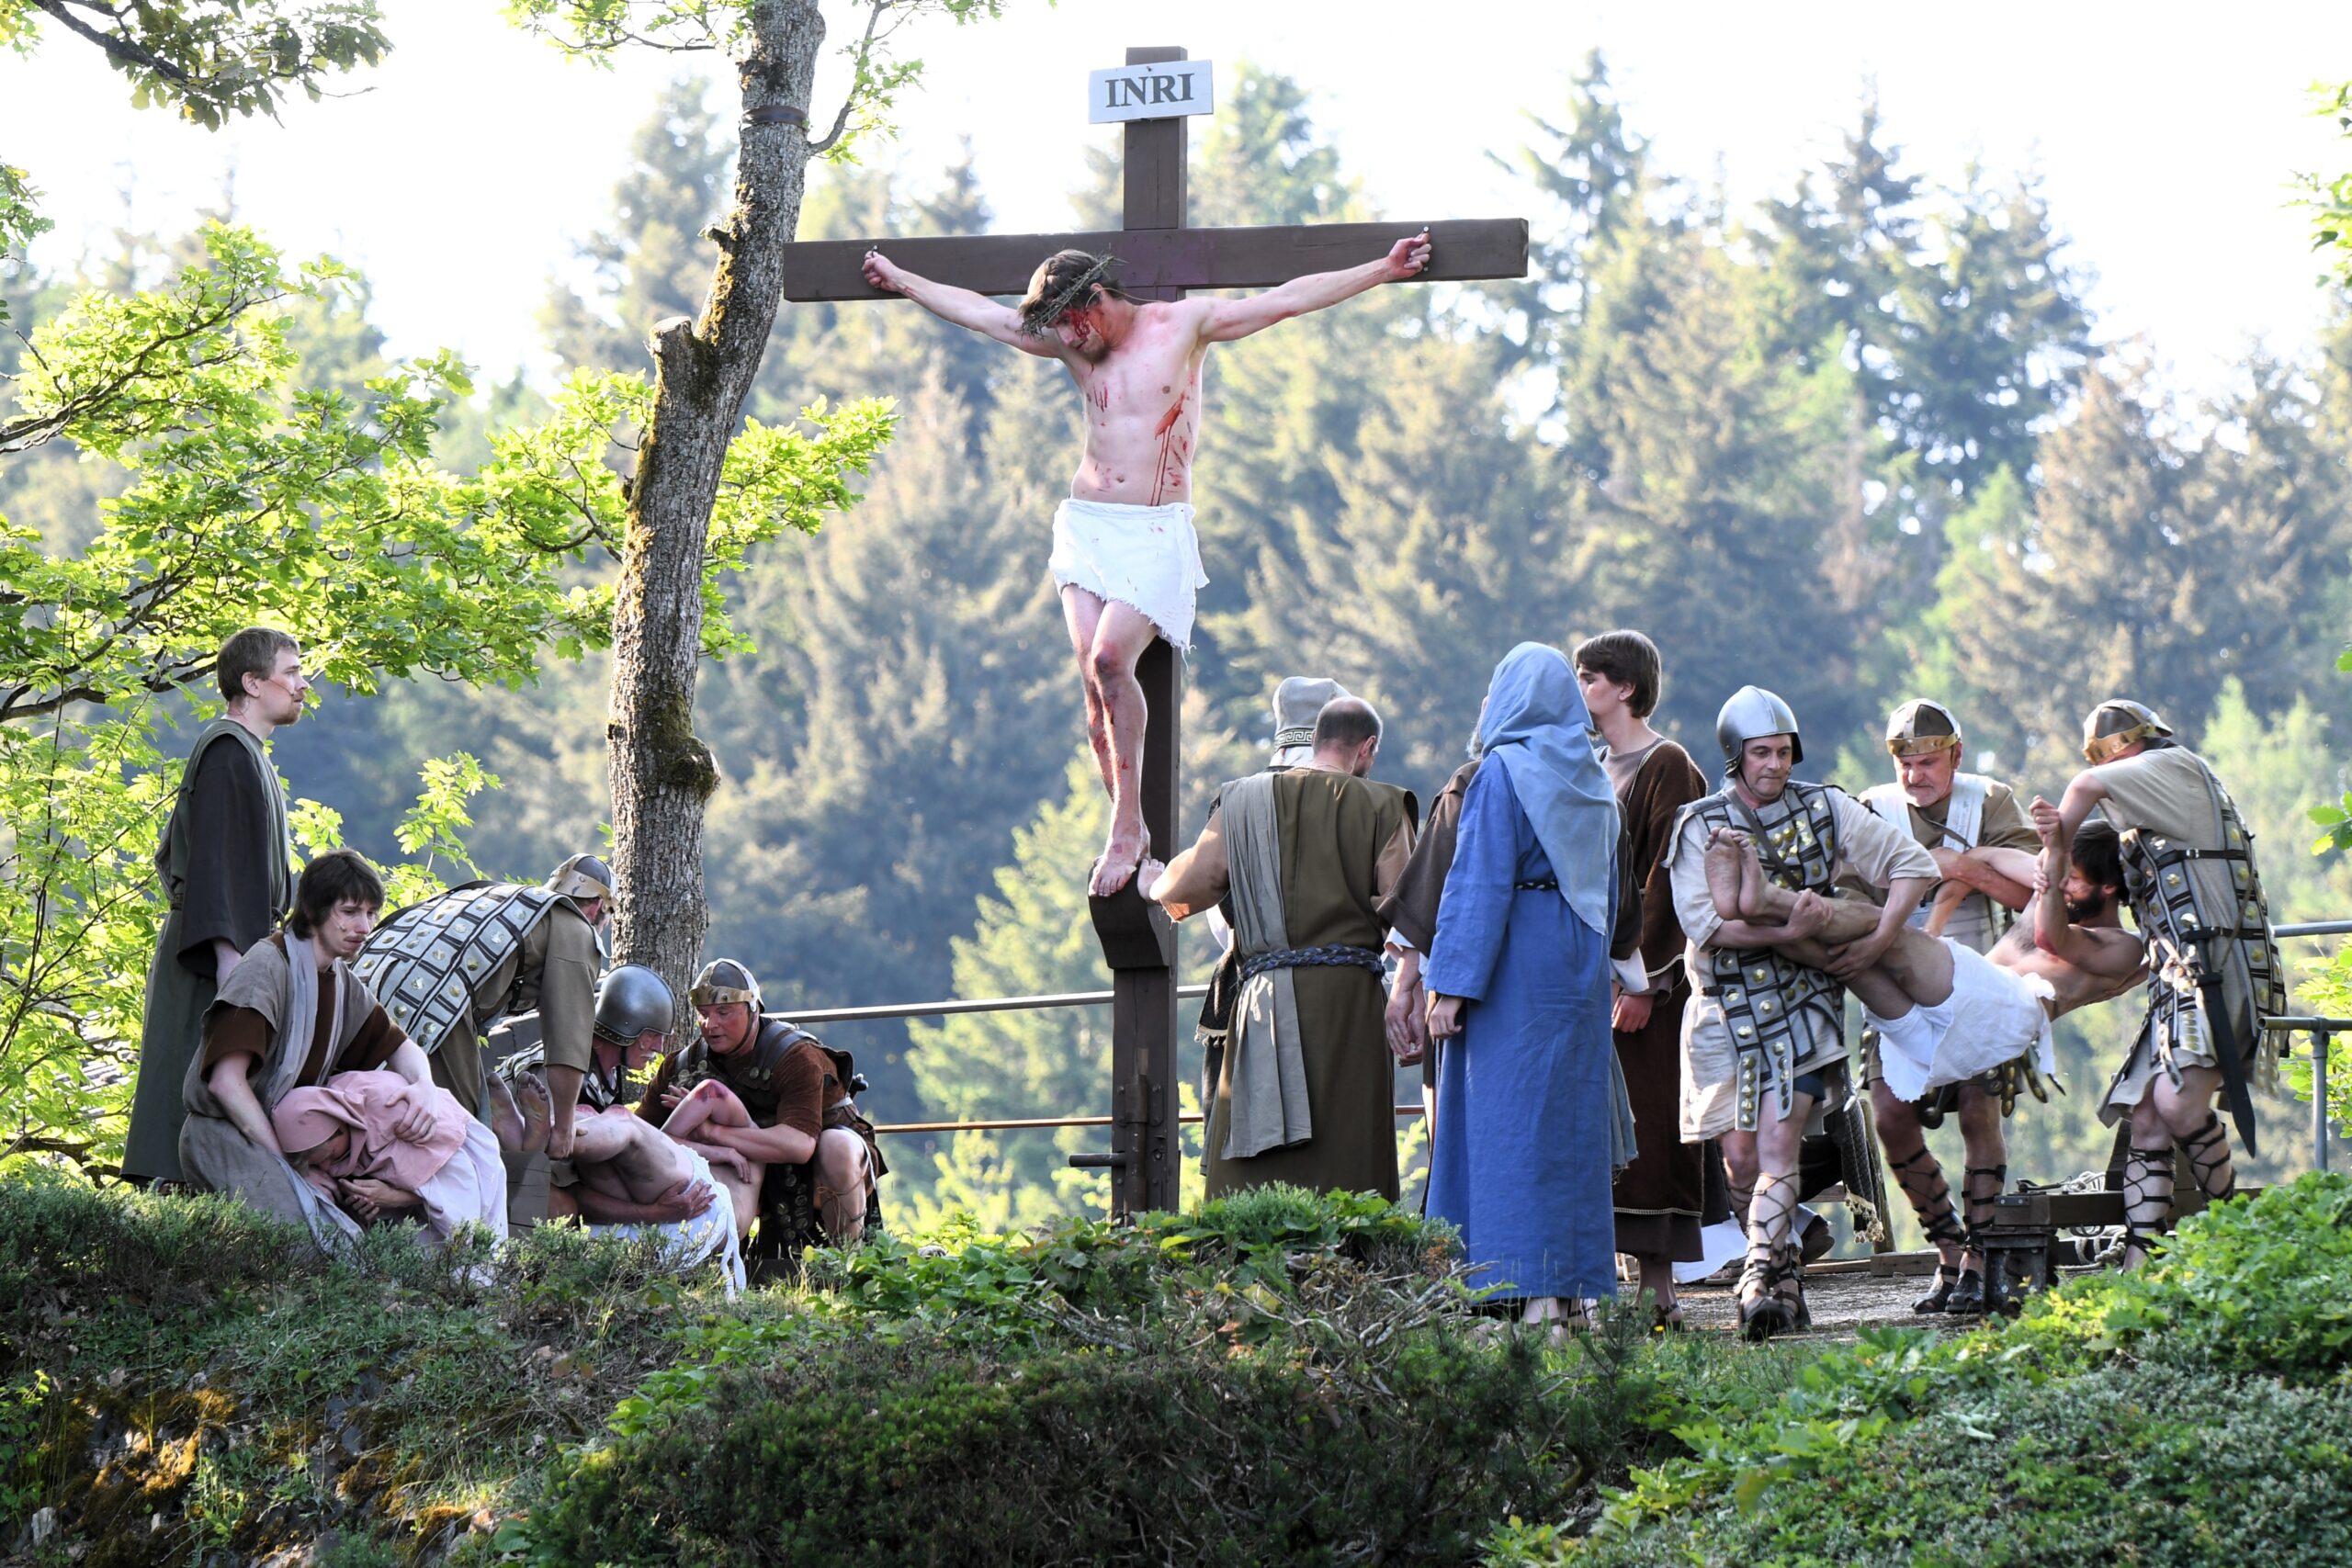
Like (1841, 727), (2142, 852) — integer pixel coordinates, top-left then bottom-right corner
(689, 957), (763, 1015)
(594, 964), (673, 1045)
(1715, 685), (1804, 775)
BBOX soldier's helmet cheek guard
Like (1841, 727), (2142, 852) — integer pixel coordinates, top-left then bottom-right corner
(1715, 685), (1804, 776)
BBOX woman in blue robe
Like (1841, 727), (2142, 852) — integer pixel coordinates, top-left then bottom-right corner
(1425, 643), (1623, 1325)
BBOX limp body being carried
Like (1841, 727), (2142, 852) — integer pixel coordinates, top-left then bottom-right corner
(863, 234), (1431, 894)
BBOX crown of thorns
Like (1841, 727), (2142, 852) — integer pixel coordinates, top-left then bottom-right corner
(1019, 253), (1122, 335)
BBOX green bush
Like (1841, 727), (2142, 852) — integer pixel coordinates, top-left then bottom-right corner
(1541, 1364), (2352, 1568)
(525, 1329), (1586, 1567)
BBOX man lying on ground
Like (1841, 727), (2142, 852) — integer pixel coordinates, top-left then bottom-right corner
(566, 1104), (744, 1296)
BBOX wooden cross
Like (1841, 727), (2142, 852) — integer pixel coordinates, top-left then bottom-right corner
(781, 45), (1527, 1218)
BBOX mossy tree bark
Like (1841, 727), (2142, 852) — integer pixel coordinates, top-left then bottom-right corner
(607, 0), (826, 996)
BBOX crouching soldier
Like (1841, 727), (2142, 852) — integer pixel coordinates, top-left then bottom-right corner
(635, 959), (886, 1277)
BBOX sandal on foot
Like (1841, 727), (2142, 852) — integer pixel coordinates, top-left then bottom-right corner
(1913, 1264), (1961, 1314)
(1945, 1269), (1986, 1315)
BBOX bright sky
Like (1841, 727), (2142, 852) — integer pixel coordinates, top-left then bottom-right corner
(6, 0), (2349, 397)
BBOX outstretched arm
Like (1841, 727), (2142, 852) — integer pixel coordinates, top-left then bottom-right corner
(1933, 844), (2038, 912)
(862, 251), (1065, 357)
(2055, 768), (2110, 839)
(1200, 231), (1430, 344)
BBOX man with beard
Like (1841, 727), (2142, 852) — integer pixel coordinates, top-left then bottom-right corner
(1667, 687), (1936, 1340)
(862, 235), (1431, 896)
(126, 626), (307, 1187)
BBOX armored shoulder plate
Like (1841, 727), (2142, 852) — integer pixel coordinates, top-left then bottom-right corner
(1685, 782), (1847, 1128)
(495, 1036), (621, 1112)
(351, 882), (564, 1052)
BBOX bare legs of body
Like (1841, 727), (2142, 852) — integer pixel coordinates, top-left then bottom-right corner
(489, 1070), (551, 1156)
(2120, 1063), (2232, 1268)
(1061, 584), (1163, 897)
(1702, 830), (1959, 1020)
(661, 1079), (763, 1241)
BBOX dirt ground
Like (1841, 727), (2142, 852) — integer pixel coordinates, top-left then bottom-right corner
(1669, 1258), (2107, 1341)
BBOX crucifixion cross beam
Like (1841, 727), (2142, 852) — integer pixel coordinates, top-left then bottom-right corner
(779, 45), (1528, 1220)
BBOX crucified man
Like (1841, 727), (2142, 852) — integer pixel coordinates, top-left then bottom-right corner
(862, 234), (1432, 895)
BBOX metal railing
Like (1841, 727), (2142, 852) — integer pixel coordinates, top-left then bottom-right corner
(770, 919), (2352, 1164)
(788, 982), (1423, 1141)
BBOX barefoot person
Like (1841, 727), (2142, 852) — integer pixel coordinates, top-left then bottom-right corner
(1854, 699), (2045, 1314)
(566, 1106), (745, 1297)
(862, 234), (1432, 895)
(633, 960), (885, 1270)
(1666, 687), (1937, 1340)
(2050, 700), (2288, 1265)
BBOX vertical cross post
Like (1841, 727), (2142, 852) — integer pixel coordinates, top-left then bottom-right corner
(1080, 44), (1188, 1220)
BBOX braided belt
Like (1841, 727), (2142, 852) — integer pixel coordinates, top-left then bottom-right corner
(1514, 878), (1559, 892)
(1238, 944), (1385, 984)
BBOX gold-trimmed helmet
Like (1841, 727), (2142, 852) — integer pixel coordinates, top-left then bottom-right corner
(545, 853), (614, 906)
(689, 957), (763, 1015)
(2081, 700), (2173, 765)
(1885, 698), (1963, 760)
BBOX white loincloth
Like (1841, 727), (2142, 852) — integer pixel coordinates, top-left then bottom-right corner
(589, 1148), (746, 1298)
(413, 1115), (510, 1248)
(1046, 498), (1208, 651)
(1866, 940), (2058, 1103)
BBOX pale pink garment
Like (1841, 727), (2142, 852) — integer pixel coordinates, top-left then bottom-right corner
(273, 1070), (466, 1190)
(270, 1071), (507, 1247)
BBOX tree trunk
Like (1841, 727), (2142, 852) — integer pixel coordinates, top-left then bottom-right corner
(606, 0), (824, 1001)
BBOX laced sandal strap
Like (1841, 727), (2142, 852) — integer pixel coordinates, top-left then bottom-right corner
(2181, 1112), (2237, 1202)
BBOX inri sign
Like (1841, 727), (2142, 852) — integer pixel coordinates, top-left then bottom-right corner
(1087, 58), (1215, 124)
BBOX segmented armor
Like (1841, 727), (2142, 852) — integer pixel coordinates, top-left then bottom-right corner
(1679, 780), (1847, 1129)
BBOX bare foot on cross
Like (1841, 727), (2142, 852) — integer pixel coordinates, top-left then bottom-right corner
(1090, 826), (1150, 897)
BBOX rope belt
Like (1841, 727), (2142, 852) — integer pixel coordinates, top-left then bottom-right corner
(1238, 944), (1385, 984)
(1514, 878), (1559, 892)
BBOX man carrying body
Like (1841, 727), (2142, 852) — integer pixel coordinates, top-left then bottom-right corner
(1854, 699), (2044, 1315)
(862, 235), (1431, 896)
(126, 626), (308, 1187)
(2050, 700), (2288, 1265)
(635, 960), (884, 1270)
(1141, 698), (1418, 1200)
(1666, 686), (1937, 1340)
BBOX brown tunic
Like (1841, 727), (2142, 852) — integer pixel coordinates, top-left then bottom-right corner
(1603, 739), (1710, 1262)
(1157, 770), (1417, 1201)
(1377, 761), (1479, 1090)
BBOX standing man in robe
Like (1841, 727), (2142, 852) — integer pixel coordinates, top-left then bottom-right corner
(125, 626), (306, 1187)
(1144, 697), (1418, 1200)
(862, 234), (1431, 896)
(1667, 687), (1935, 1339)
(1422, 645), (1628, 1333)
(2050, 700), (2287, 1265)
(1574, 631), (1712, 1328)
(1853, 699), (2044, 1315)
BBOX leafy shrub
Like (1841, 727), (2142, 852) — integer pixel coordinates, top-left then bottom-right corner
(525, 1329), (1586, 1567)
(1540, 1364), (2352, 1568)
(2003, 1169), (2352, 1380)
(806, 1182), (1466, 1348)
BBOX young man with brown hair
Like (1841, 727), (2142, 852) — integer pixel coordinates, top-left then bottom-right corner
(125, 626), (308, 1186)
